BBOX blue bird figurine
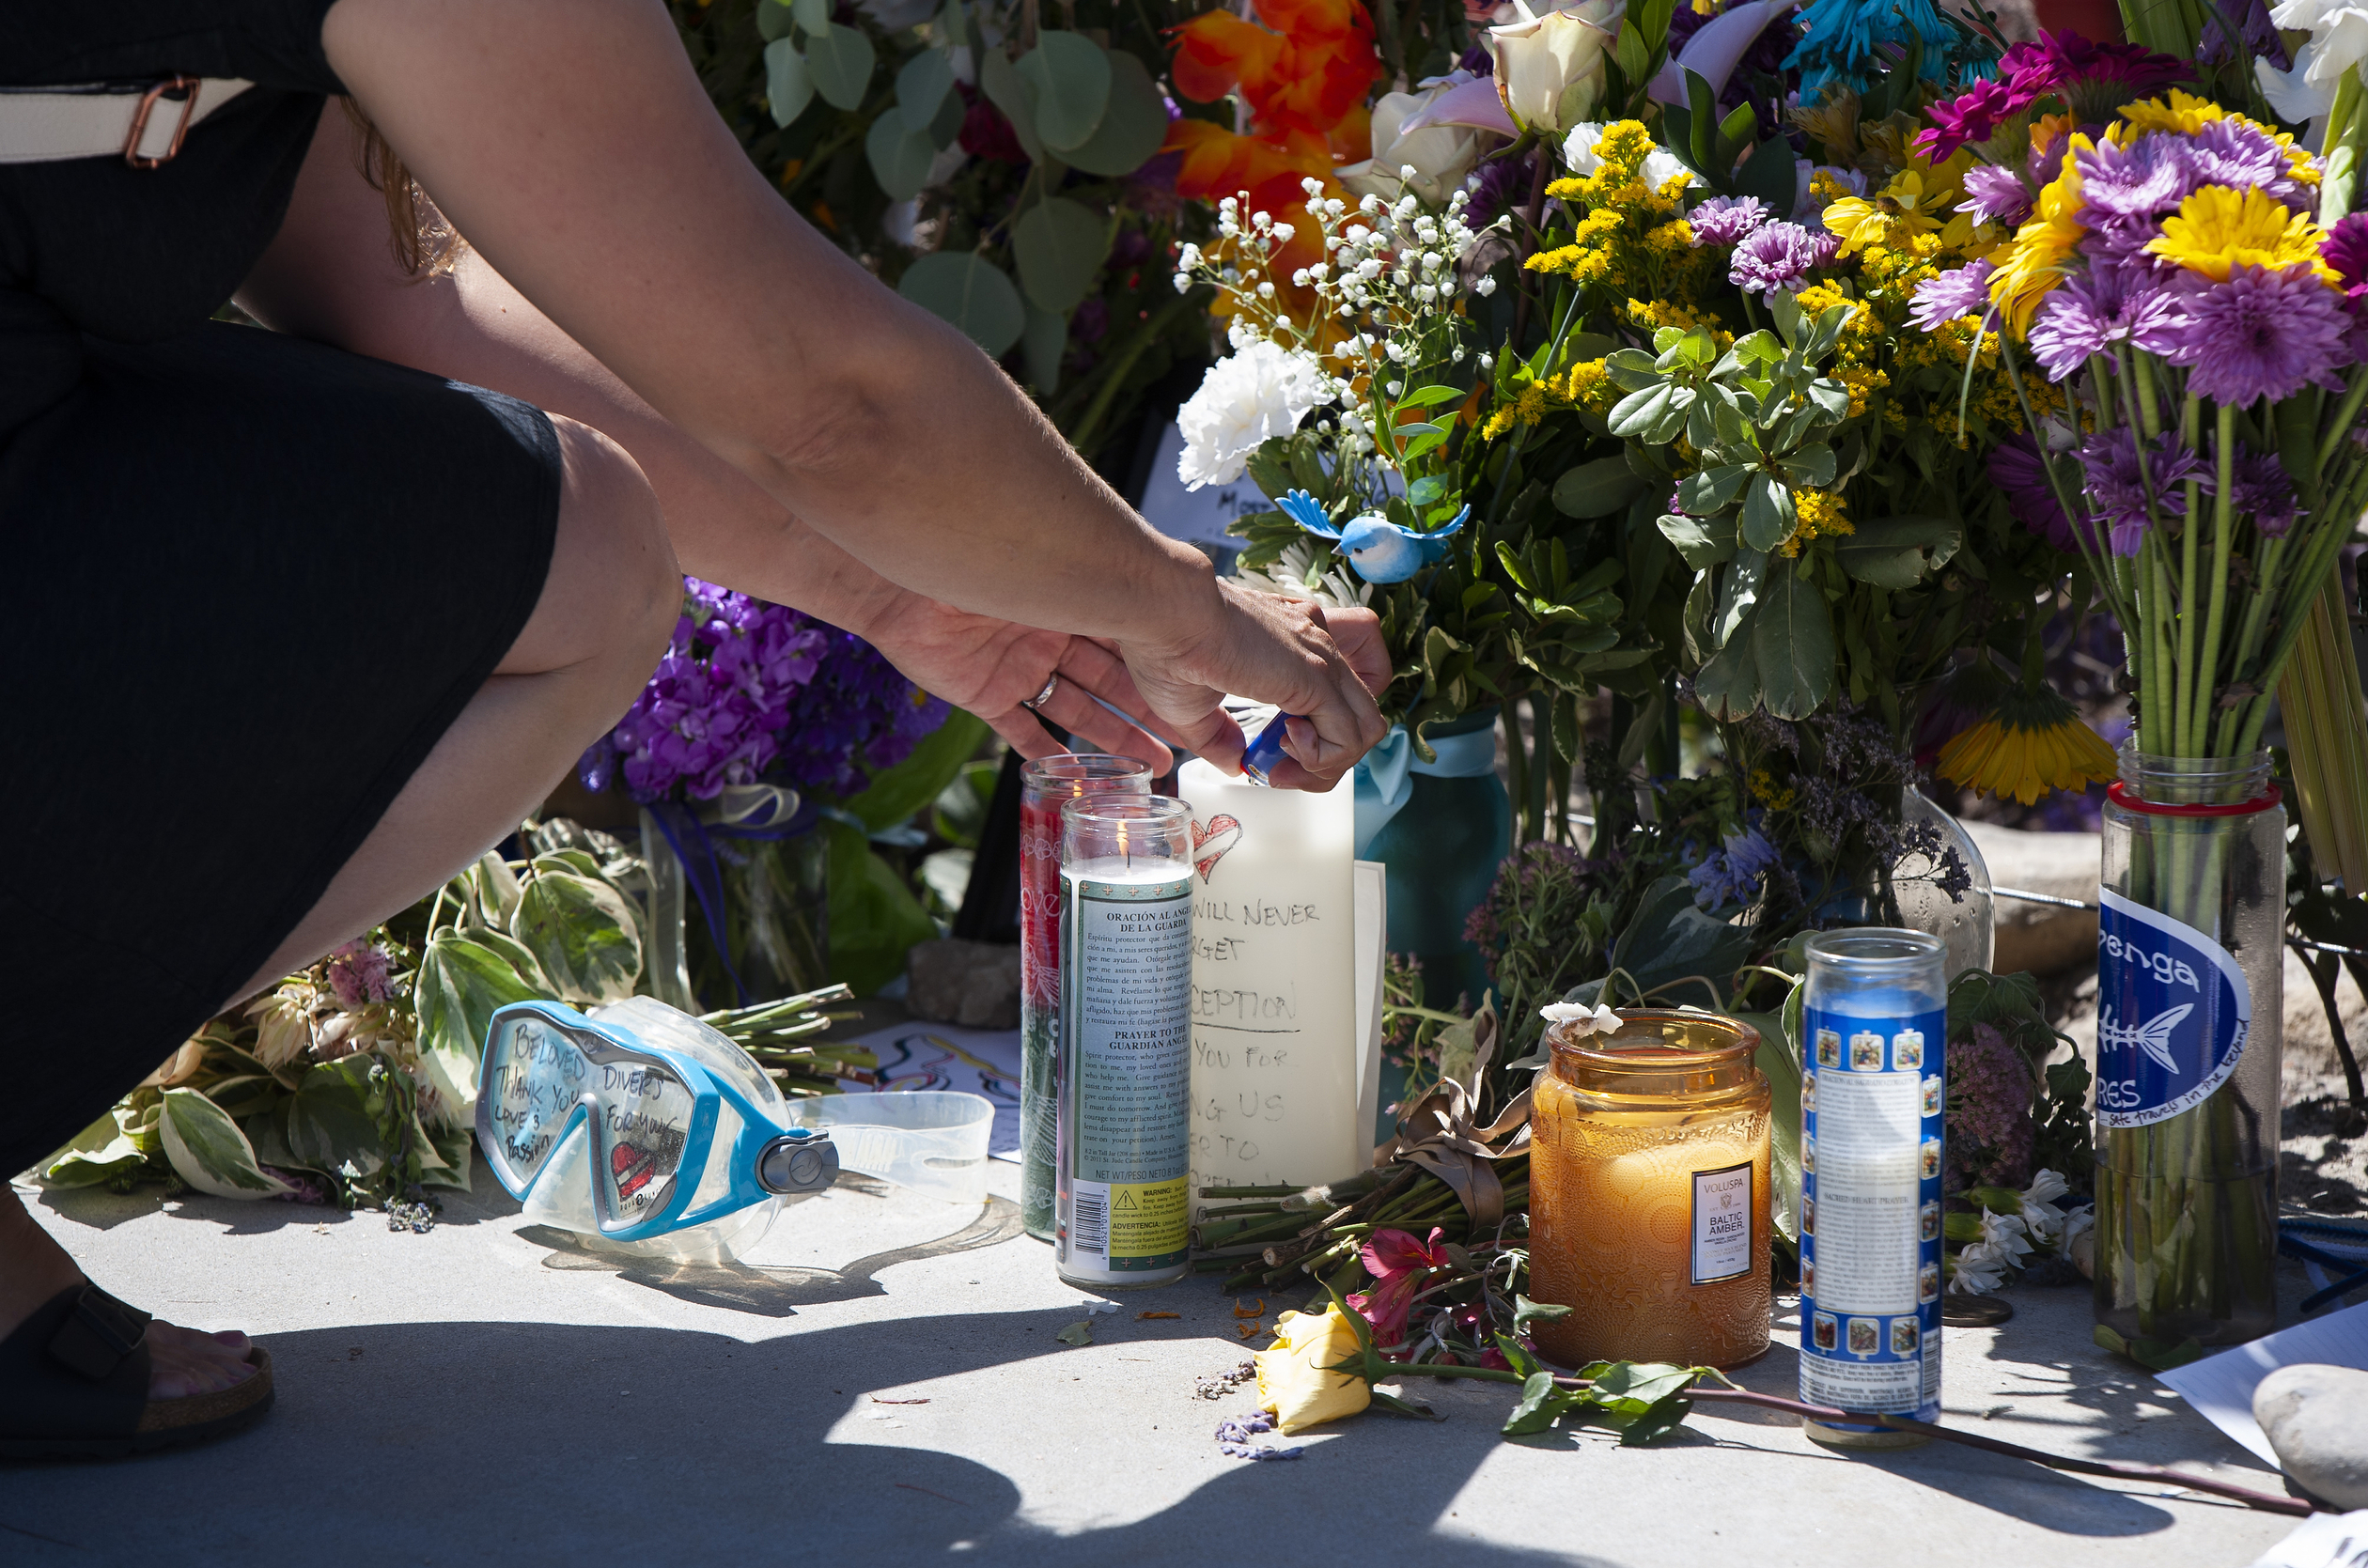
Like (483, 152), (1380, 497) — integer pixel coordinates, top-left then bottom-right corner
(1274, 489), (1469, 584)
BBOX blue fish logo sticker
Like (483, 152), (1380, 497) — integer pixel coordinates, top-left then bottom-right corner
(2095, 891), (2251, 1128)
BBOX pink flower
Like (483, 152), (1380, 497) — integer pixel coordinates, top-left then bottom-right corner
(1348, 1226), (1450, 1352)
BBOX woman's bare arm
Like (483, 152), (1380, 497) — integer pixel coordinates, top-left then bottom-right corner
(236, 108), (1196, 766)
(315, 0), (1385, 781)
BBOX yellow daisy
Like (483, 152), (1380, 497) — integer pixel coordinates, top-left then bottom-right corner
(2117, 89), (2228, 138)
(1936, 686), (2118, 805)
(2146, 184), (2341, 284)
(1987, 139), (2088, 334)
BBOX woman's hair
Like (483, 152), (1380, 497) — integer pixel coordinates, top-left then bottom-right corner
(340, 99), (464, 277)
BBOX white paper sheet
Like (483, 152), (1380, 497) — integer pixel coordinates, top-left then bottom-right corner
(2158, 1300), (2368, 1467)
(834, 1020), (1024, 1161)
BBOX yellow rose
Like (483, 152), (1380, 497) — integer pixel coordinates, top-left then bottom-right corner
(1254, 1305), (1372, 1434)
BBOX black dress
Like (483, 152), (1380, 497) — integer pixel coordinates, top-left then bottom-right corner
(1, 2), (563, 1177)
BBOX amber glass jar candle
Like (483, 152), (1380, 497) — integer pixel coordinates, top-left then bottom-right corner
(1528, 1010), (1772, 1369)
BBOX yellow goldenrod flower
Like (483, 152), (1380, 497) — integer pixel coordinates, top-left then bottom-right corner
(1254, 1305), (1371, 1434)
(2146, 184), (2340, 283)
(1987, 140), (2088, 334)
(1749, 766), (1798, 810)
(1560, 357), (1613, 410)
(1780, 487), (1854, 555)
(1937, 686), (2117, 805)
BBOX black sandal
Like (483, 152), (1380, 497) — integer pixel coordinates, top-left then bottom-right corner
(0, 1282), (273, 1459)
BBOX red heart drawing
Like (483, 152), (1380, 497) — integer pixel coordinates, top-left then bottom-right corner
(1190, 814), (1242, 883)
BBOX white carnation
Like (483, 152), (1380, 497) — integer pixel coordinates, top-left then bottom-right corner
(1561, 121), (1607, 173)
(1175, 341), (1327, 490)
(1640, 147), (1701, 193)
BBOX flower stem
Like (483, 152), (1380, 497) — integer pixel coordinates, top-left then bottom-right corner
(2187, 405), (2236, 755)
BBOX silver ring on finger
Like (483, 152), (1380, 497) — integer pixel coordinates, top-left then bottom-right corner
(1020, 675), (1060, 711)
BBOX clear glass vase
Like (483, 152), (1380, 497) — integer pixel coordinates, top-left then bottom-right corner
(2094, 748), (2283, 1348)
(1815, 786), (1995, 980)
(636, 807), (830, 1013)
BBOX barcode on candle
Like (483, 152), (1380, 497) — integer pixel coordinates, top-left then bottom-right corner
(1072, 1182), (1110, 1257)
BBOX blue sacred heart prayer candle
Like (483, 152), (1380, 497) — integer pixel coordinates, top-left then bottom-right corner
(1798, 928), (1947, 1448)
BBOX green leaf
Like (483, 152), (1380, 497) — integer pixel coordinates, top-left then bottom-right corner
(896, 48), (955, 124)
(977, 48), (1044, 162)
(1614, 19), (1652, 86)
(1497, 1332), (1545, 1379)
(843, 707), (983, 831)
(1738, 474), (1795, 552)
(898, 251), (1027, 356)
(421, 1123), (475, 1192)
(283, 1056), (383, 1173)
(1058, 48), (1167, 177)
(1396, 383), (1465, 409)
(1012, 196), (1111, 311)
(1752, 565), (1836, 720)
(1677, 462), (1751, 515)
(756, 0), (796, 39)
(866, 104), (938, 200)
(806, 23), (876, 111)
(792, 0), (832, 30)
(160, 1089), (292, 1199)
(826, 822), (939, 995)
(1606, 876), (1755, 1005)
(413, 932), (546, 1113)
(1016, 32), (1111, 151)
(1691, 627), (1760, 721)
(41, 1110), (149, 1188)
(1603, 347), (1661, 389)
(1834, 515), (1962, 588)
(764, 39), (815, 129)
(1737, 1004), (1801, 1240)
(1778, 442), (1836, 489)
(1513, 1295), (1574, 1334)
(1610, 383), (1694, 443)
(1503, 1370), (1571, 1436)
(1552, 456), (1648, 519)
(1055, 1318), (1094, 1347)
(512, 871), (642, 1003)
(1734, 133), (1799, 216)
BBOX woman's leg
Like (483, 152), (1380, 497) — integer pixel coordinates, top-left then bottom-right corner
(1, 413), (676, 1393)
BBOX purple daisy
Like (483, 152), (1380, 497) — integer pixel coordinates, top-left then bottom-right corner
(2073, 132), (2196, 225)
(1989, 433), (2087, 552)
(1729, 221), (1830, 295)
(2159, 265), (2353, 407)
(2079, 427), (2207, 555)
(1959, 163), (2034, 227)
(1689, 195), (1769, 247)
(2189, 118), (2313, 210)
(2026, 262), (2186, 380)
(1908, 258), (1996, 330)
(2229, 447), (2302, 536)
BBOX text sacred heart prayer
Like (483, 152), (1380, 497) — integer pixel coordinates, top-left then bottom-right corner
(1189, 814), (1241, 883)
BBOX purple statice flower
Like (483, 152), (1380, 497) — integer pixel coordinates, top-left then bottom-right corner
(2229, 446), (2303, 536)
(1908, 258), (1996, 330)
(1729, 221), (1831, 294)
(325, 940), (397, 1008)
(2189, 117), (2313, 210)
(1215, 1410), (1303, 1460)
(1945, 1021), (2035, 1192)
(2159, 265), (2354, 407)
(1990, 432), (2087, 552)
(1689, 195), (1769, 247)
(2026, 262), (2186, 380)
(2079, 427), (2208, 555)
(1689, 825), (1780, 909)
(1959, 163), (2034, 227)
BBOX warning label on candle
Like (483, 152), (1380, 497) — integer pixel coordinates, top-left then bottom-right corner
(1690, 1162), (1753, 1284)
(1065, 874), (1192, 1271)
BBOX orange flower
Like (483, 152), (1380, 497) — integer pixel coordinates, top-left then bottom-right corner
(1169, 0), (1380, 139)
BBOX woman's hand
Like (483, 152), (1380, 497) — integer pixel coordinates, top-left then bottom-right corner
(1117, 582), (1391, 790)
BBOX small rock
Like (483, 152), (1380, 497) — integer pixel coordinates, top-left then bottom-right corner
(905, 938), (1021, 1029)
(2255, 1363), (2368, 1510)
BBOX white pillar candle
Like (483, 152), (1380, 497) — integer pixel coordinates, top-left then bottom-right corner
(1178, 758), (1361, 1218)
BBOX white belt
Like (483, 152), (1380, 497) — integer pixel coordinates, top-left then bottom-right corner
(0, 77), (255, 168)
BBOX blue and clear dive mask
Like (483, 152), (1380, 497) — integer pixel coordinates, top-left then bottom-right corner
(477, 997), (838, 1249)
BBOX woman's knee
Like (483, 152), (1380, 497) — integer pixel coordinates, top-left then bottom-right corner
(501, 413), (678, 679)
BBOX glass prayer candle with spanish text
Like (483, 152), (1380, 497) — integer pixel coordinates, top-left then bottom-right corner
(1527, 1010), (1772, 1370)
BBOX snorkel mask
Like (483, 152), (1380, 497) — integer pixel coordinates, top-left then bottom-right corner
(476, 996), (839, 1247)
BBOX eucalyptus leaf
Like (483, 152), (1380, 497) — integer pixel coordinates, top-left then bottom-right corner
(896, 48), (955, 123)
(792, 0), (832, 30)
(756, 0), (796, 40)
(764, 39), (815, 129)
(1551, 456), (1647, 519)
(1738, 473), (1795, 552)
(161, 1088), (292, 1199)
(1752, 566), (1836, 720)
(1609, 383), (1693, 443)
(1058, 48), (1167, 176)
(1016, 31), (1110, 150)
(1834, 515), (1961, 588)
(1021, 302), (1068, 394)
(865, 104), (938, 200)
(512, 871), (642, 1003)
(977, 48), (1043, 162)
(1011, 195), (1109, 313)
(806, 24), (877, 111)
(898, 251), (1027, 355)
(1676, 462), (1750, 516)
(1658, 510), (1737, 569)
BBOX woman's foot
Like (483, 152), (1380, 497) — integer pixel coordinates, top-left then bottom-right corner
(1, 1185), (256, 1397)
